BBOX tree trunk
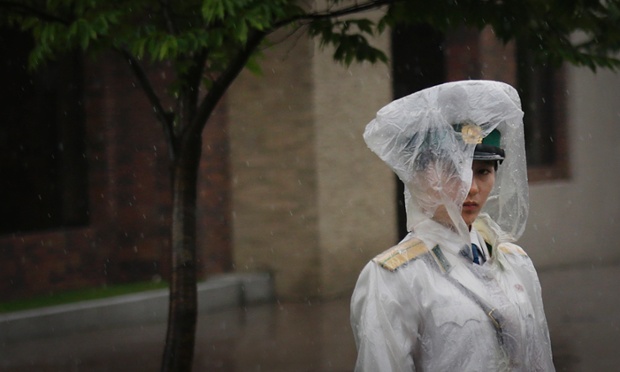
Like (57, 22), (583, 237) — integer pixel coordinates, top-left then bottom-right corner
(161, 134), (202, 372)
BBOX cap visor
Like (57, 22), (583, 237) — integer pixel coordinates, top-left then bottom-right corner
(473, 152), (504, 161)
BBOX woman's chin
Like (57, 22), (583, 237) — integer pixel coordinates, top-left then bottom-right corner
(461, 212), (479, 227)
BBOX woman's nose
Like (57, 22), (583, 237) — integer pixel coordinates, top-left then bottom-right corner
(469, 178), (479, 195)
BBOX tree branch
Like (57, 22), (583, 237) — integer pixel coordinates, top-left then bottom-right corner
(158, 0), (178, 35)
(184, 48), (208, 121)
(187, 30), (267, 141)
(272, 0), (399, 29)
(118, 47), (178, 159)
(184, 0), (398, 144)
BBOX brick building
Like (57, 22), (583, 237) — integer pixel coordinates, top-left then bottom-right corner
(228, 23), (573, 300)
(2, 17), (620, 302)
(0, 29), (231, 300)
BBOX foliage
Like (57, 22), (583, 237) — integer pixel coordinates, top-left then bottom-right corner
(381, 0), (620, 71)
(2, 0), (620, 85)
(2, 1), (620, 97)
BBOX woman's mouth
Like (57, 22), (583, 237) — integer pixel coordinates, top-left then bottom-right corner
(462, 201), (478, 211)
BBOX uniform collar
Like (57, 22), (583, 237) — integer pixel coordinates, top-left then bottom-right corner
(412, 219), (470, 273)
(470, 228), (491, 262)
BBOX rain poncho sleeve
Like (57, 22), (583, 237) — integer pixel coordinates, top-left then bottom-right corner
(351, 254), (419, 372)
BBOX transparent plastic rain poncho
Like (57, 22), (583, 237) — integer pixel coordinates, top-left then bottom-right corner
(352, 81), (554, 371)
(363, 80), (528, 243)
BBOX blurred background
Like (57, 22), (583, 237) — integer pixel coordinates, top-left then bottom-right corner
(1, 8), (620, 372)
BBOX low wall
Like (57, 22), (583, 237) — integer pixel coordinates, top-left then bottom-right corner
(0, 272), (273, 343)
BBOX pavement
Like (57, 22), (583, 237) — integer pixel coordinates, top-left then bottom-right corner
(1, 264), (619, 372)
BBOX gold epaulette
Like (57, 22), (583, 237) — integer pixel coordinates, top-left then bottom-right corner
(498, 242), (528, 256)
(373, 238), (429, 272)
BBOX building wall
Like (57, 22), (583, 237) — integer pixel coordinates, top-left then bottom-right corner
(228, 17), (395, 300)
(521, 66), (620, 268)
(86, 53), (173, 284)
(0, 51), (231, 300)
(228, 28), (323, 299)
(5, 23), (617, 303)
(313, 30), (395, 298)
(229, 23), (620, 300)
(0, 53), (170, 299)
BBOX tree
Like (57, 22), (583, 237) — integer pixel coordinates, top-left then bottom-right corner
(2, 0), (620, 371)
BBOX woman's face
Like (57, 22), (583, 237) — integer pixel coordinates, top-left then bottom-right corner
(461, 160), (496, 226)
(431, 160), (496, 228)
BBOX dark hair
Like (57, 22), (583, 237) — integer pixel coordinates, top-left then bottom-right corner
(474, 159), (500, 171)
(405, 127), (455, 171)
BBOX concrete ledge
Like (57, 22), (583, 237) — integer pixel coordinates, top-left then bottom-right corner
(0, 272), (273, 343)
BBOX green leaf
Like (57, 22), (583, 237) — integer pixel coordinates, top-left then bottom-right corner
(202, 0), (225, 23)
(245, 53), (263, 75)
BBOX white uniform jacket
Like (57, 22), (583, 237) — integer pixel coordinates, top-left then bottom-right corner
(351, 217), (555, 371)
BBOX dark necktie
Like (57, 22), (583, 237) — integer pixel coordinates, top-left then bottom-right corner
(472, 243), (483, 264)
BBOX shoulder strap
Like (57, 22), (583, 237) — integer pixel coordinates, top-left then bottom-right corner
(498, 242), (528, 256)
(373, 238), (429, 272)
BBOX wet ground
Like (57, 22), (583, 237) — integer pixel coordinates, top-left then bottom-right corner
(2, 264), (619, 371)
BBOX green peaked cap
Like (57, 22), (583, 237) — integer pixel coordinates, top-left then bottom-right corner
(475, 128), (505, 161)
(482, 129), (501, 147)
(451, 123), (505, 161)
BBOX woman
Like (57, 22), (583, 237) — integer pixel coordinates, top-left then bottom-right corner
(351, 80), (554, 371)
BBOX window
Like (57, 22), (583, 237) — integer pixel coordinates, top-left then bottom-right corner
(0, 28), (89, 234)
(517, 43), (569, 181)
